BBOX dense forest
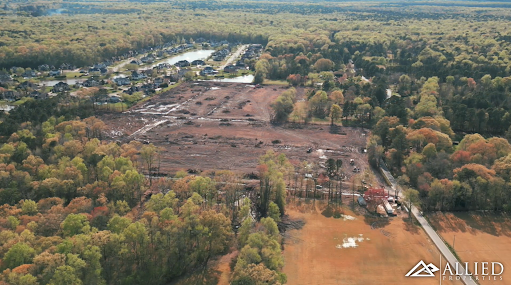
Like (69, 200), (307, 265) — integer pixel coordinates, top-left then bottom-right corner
(0, 99), (289, 284)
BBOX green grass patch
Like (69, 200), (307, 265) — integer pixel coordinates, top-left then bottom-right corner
(13, 97), (34, 106)
(263, 79), (288, 85)
(96, 102), (128, 112)
(65, 72), (84, 78)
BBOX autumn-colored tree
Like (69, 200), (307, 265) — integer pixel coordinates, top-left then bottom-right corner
(313, 58), (333, 72)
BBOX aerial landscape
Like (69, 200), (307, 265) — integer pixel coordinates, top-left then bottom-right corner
(1, 0), (511, 284)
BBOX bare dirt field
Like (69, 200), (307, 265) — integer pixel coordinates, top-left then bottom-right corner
(282, 201), (461, 285)
(101, 82), (370, 175)
(428, 212), (511, 284)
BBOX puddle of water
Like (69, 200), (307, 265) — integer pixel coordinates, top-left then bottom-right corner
(342, 215), (356, 221)
(337, 234), (367, 249)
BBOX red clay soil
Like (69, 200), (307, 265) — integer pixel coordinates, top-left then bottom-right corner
(101, 82), (370, 175)
(282, 201), (461, 285)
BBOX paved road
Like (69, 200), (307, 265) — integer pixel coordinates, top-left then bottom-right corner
(382, 166), (477, 285)
(409, 205), (477, 285)
(220, 44), (248, 69)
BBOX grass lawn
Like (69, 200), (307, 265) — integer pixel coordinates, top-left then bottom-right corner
(263, 79), (288, 85)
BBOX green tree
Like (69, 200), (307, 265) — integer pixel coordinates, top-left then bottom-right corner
(404, 188), (420, 221)
(3, 242), (36, 269)
(61, 214), (89, 237)
(21, 199), (38, 215)
(329, 104), (342, 126)
(49, 265), (82, 285)
(268, 202), (281, 222)
(145, 191), (178, 212)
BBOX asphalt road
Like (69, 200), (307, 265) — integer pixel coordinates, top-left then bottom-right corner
(220, 44), (248, 70)
(409, 204), (477, 285)
(381, 166), (477, 285)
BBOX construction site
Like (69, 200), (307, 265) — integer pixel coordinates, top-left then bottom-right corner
(100, 81), (370, 176)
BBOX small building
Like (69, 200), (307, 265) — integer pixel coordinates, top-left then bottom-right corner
(131, 71), (147, 81)
(154, 77), (165, 85)
(48, 70), (61, 77)
(174, 60), (190, 67)
(0, 74), (13, 83)
(83, 78), (100, 87)
(17, 81), (38, 90)
(29, 91), (48, 100)
(109, 96), (122, 103)
(191, 59), (205, 66)
(114, 77), (131, 86)
(38, 64), (50, 71)
(141, 56), (155, 63)
(200, 66), (216, 76)
(22, 70), (37, 78)
(223, 65), (239, 73)
(51, 82), (70, 93)
(1, 90), (21, 101)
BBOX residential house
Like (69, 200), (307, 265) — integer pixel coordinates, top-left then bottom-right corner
(52, 82), (70, 93)
(17, 81), (38, 90)
(0, 74), (13, 83)
(223, 65), (239, 73)
(94, 63), (107, 69)
(156, 63), (170, 70)
(212, 49), (229, 61)
(22, 70), (37, 78)
(154, 77), (165, 85)
(109, 96), (122, 103)
(200, 66), (216, 76)
(114, 77), (131, 86)
(174, 60), (190, 67)
(170, 68), (191, 81)
(29, 91), (48, 100)
(141, 56), (155, 63)
(123, 86), (141, 95)
(191, 59), (205, 66)
(2, 90), (21, 101)
(60, 63), (75, 70)
(131, 71), (147, 80)
(38, 64), (50, 71)
(83, 78), (100, 87)
(141, 83), (157, 93)
(48, 70), (61, 77)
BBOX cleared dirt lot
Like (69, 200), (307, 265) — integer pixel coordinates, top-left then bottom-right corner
(282, 201), (461, 285)
(428, 212), (511, 284)
(101, 82), (369, 174)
